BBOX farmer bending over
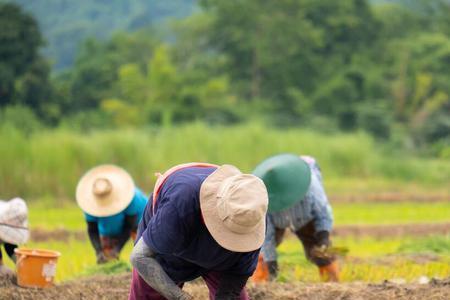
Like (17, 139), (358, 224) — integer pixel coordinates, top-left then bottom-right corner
(0, 198), (29, 276)
(76, 165), (147, 264)
(252, 154), (339, 282)
(129, 163), (268, 300)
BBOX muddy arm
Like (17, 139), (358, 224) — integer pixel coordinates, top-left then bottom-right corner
(260, 215), (277, 263)
(87, 221), (102, 254)
(130, 237), (192, 300)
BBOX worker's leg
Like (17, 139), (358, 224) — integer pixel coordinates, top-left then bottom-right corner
(274, 227), (286, 246)
(100, 236), (119, 260)
(0, 244), (14, 276)
(318, 261), (339, 282)
(128, 269), (184, 300)
(130, 230), (137, 242)
(252, 227), (285, 283)
(251, 255), (269, 283)
(294, 221), (339, 282)
(202, 271), (249, 300)
(267, 227), (286, 278)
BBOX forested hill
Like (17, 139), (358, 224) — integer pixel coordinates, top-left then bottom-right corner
(3, 0), (197, 70)
(4, 0), (445, 71)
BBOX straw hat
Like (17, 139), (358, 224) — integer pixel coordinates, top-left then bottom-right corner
(253, 154), (311, 212)
(200, 165), (268, 252)
(0, 198), (29, 245)
(76, 165), (135, 217)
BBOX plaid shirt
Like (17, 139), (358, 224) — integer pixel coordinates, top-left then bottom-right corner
(261, 157), (333, 262)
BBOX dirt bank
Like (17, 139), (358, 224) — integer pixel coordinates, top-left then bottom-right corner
(31, 228), (85, 242)
(1, 273), (449, 300)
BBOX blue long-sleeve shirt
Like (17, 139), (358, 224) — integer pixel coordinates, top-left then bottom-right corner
(261, 157), (333, 262)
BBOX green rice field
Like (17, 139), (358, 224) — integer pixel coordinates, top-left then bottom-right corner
(3, 201), (448, 283)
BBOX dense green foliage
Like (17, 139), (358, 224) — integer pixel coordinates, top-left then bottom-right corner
(4, 0), (197, 69)
(0, 1), (449, 157)
(0, 3), (53, 116)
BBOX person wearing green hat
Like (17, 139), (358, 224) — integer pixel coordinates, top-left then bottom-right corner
(252, 154), (339, 282)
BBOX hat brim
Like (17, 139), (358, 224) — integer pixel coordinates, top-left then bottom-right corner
(76, 165), (135, 217)
(200, 165), (266, 253)
(0, 198), (29, 245)
(0, 225), (28, 245)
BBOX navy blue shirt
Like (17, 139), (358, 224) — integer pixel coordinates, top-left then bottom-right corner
(136, 167), (260, 283)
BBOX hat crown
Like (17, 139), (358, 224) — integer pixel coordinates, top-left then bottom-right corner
(92, 178), (112, 197)
(76, 164), (135, 217)
(217, 174), (268, 234)
(253, 153), (312, 212)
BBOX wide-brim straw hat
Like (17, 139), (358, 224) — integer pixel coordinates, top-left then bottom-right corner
(200, 165), (268, 253)
(253, 153), (311, 212)
(0, 198), (29, 245)
(76, 165), (135, 217)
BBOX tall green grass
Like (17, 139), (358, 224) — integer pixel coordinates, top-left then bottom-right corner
(1, 122), (448, 201)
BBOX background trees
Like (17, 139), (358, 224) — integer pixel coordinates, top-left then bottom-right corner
(0, 3), (56, 123)
(0, 0), (448, 155)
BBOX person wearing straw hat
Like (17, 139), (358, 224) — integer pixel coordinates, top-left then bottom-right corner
(128, 163), (268, 300)
(0, 197), (29, 276)
(252, 154), (339, 282)
(76, 165), (147, 264)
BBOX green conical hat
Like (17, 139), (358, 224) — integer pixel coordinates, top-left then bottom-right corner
(253, 154), (311, 212)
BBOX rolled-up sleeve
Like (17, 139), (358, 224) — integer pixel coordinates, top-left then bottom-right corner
(308, 173), (333, 233)
(261, 215), (278, 262)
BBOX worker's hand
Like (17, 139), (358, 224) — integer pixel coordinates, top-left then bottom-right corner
(108, 248), (119, 260)
(314, 230), (331, 247)
(313, 231), (333, 259)
(311, 244), (331, 259)
(96, 252), (108, 264)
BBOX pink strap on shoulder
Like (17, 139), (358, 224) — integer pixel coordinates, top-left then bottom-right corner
(152, 162), (218, 215)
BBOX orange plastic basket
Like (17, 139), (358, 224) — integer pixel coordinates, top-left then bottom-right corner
(14, 248), (61, 288)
